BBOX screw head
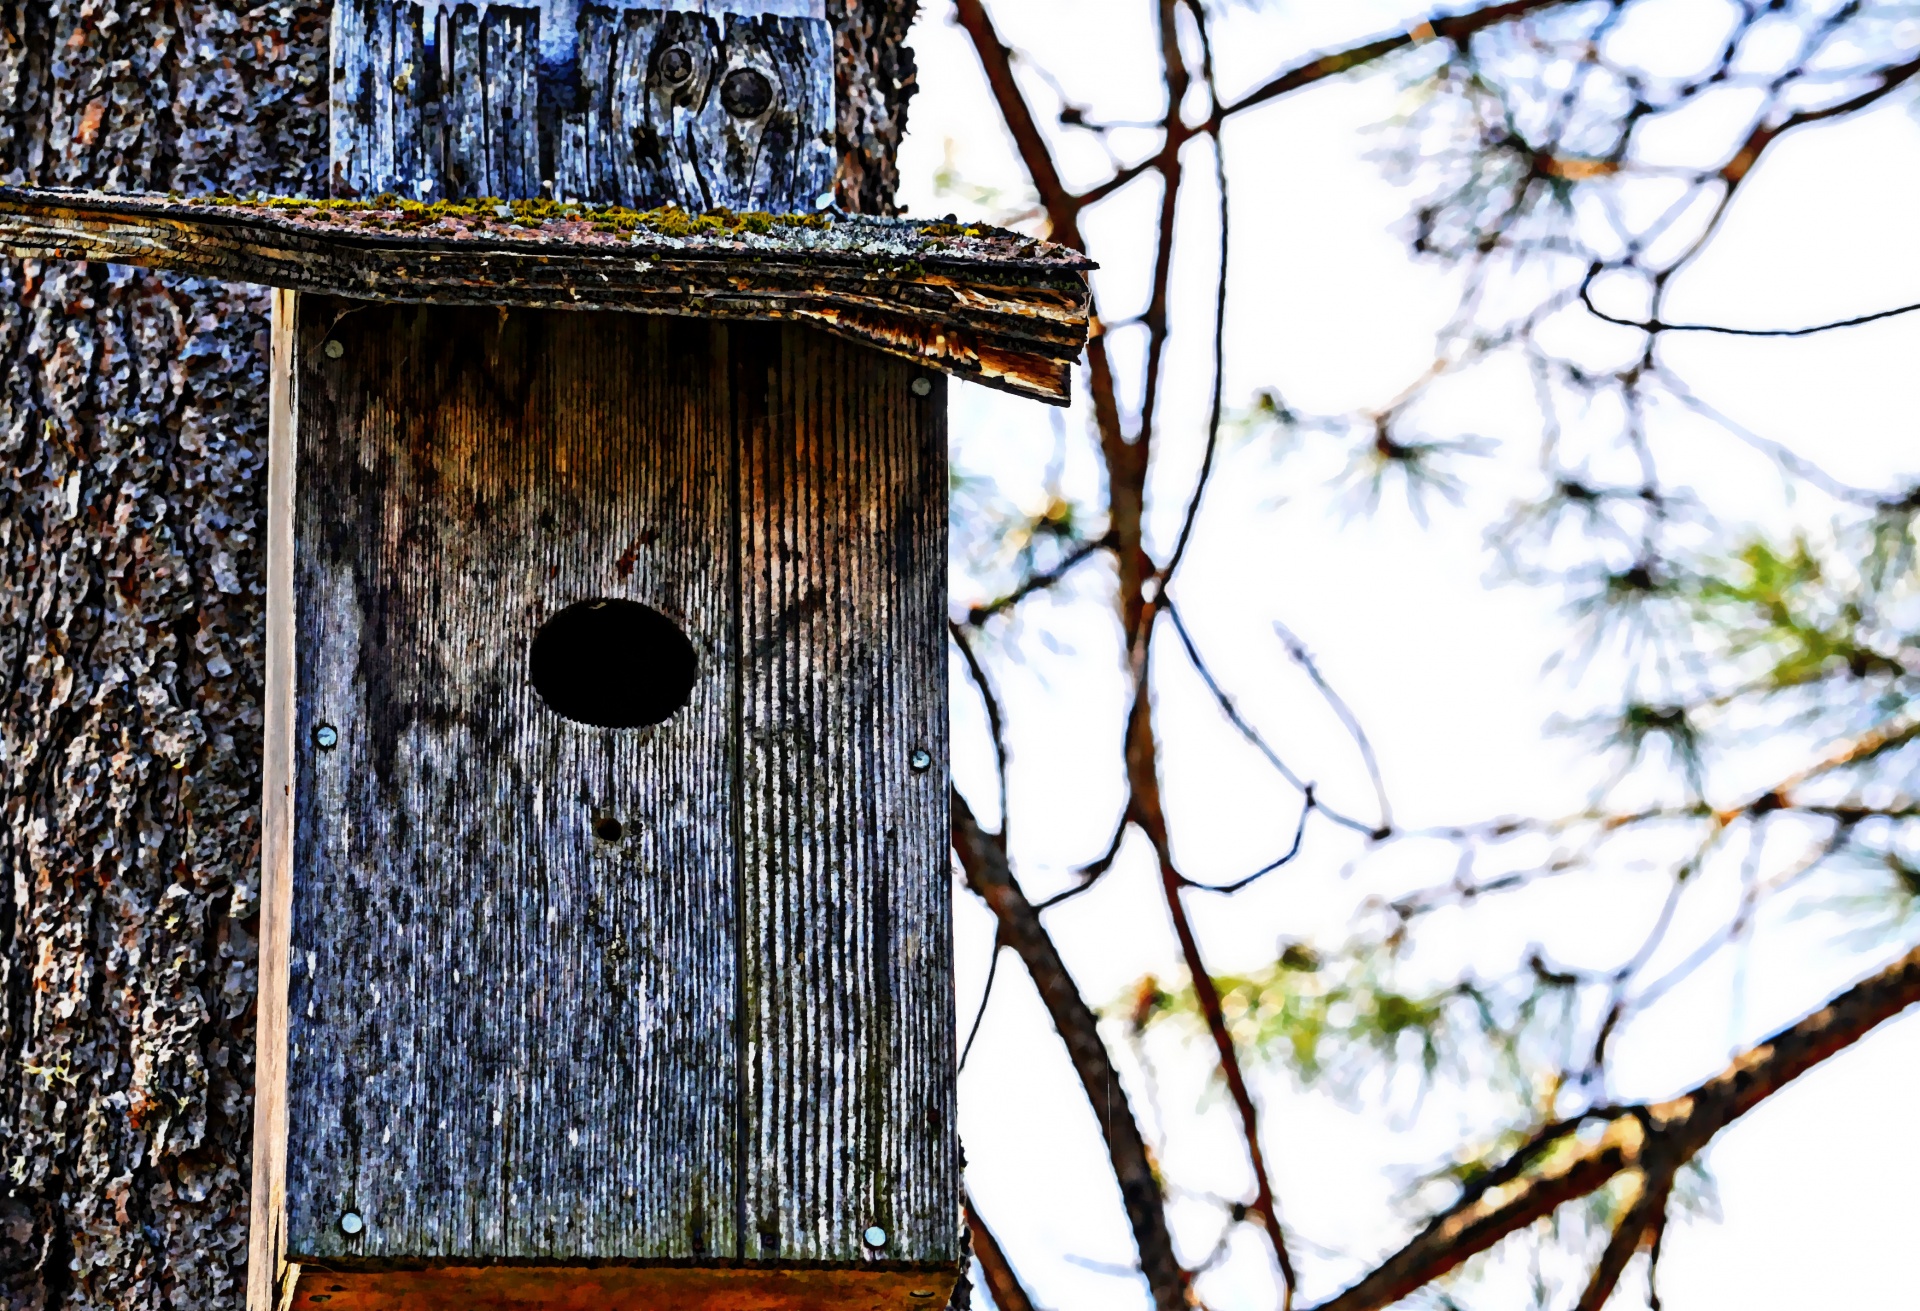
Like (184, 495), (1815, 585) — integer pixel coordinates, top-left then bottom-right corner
(314, 723), (339, 750)
(910, 376), (933, 397)
(909, 748), (932, 773)
(323, 338), (345, 360)
(339, 1211), (365, 1236)
(863, 1224), (888, 1248)
(720, 67), (774, 118)
(658, 46), (694, 84)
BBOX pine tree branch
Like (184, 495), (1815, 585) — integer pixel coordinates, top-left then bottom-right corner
(1310, 943), (1920, 1311)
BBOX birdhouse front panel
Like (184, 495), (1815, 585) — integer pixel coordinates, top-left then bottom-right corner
(331, 0), (836, 211)
(273, 298), (956, 1305)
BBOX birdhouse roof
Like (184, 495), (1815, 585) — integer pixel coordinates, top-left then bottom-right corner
(0, 187), (1095, 404)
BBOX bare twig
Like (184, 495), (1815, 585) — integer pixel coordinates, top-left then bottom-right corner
(1571, 1154), (1675, 1311)
(952, 791), (1191, 1311)
(966, 1192), (1040, 1311)
(964, 531), (1118, 627)
(1161, 0), (1230, 587)
(1212, 1), (1587, 126)
(951, 620), (1013, 840)
(959, 933), (1005, 1073)
(1161, 599), (1380, 836)
(1273, 621), (1393, 838)
(1581, 262), (1920, 338)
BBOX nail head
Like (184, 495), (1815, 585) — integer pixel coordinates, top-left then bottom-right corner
(323, 339), (345, 360)
(340, 1211), (365, 1236)
(909, 748), (932, 773)
(863, 1224), (888, 1248)
(910, 376), (933, 397)
(314, 724), (339, 750)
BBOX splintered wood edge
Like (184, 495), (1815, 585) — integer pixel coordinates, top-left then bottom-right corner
(248, 289), (299, 1311)
(0, 189), (1088, 405)
(282, 1262), (961, 1311)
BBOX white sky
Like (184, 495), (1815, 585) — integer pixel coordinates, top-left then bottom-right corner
(893, 3), (1920, 1309)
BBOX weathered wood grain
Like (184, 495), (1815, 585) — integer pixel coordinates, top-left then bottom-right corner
(331, 1), (835, 212)
(260, 307), (956, 1304)
(0, 186), (1091, 403)
(0, 4), (927, 1306)
(283, 301), (741, 1268)
(249, 289), (304, 1311)
(734, 326), (956, 1267)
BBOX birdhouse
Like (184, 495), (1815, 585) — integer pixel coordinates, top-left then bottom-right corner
(0, 5), (1090, 1310)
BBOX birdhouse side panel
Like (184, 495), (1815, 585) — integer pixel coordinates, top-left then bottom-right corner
(331, 1), (833, 210)
(282, 302), (740, 1264)
(735, 326), (958, 1267)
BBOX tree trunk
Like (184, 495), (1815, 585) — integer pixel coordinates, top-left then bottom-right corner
(0, 5), (919, 1307)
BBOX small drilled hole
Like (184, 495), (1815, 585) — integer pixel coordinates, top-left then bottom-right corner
(531, 598), (697, 728)
(594, 816), (624, 843)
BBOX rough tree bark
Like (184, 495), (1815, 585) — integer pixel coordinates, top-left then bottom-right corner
(0, 4), (919, 1308)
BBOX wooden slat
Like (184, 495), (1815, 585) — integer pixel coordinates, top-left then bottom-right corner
(284, 1263), (958, 1310)
(330, 1), (833, 212)
(0, 187), (1090, 404)
(734, 326), (957, 1265)
(247, 289), (303, 1311)
(282, 301), (740, 1265)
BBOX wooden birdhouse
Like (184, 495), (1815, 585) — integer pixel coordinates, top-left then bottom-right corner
(0, 4), (1090, 1310)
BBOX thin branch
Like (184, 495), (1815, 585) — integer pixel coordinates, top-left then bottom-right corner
(1571, 1157), (1675, 1311)
(966, 1192), (1040, 1311)
(965, 531), (1117, 627)
(960, 933), (1005, 1072)
(950, 0), (1085, 245)
(1032, 818), (1132, 912)
(951, 620), (1013, 841)
(1181, 787), (1313, 895)
(952, 791), (1190, 1311)
(1133, 0), (1196, 456)
(1161, 0), (1230, 588)
(1273, 621), (1393, 838)
(1124, 625), (1298, 1303)
(1720, 52), (1920, 184)
(1140, 827), (1299, 1305)
(1581, 262), (1920, 338)
(1309, 942), (1920, 1311)
(1211, 0), (1587, 127)
(1161, 598), (1379, 836)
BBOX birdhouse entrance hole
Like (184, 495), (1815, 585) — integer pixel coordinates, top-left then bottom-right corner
(530, 597), (699, 729)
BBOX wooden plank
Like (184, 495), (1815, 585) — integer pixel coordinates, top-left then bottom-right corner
(247, 289), (303, 1311)
(284, 1263), (957, 1310)
(0, 188), (1091, 403)
(330, 2), (832, 211)
(282, 301), (740, 1264)
(734, 325), (957, 1266)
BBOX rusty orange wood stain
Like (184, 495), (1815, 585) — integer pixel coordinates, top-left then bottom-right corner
(287, 1264), (959, 1311)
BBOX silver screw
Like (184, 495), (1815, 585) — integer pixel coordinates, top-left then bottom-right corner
(910, 376), (933, 397)
(910, 748), (932, 773)
(340, 1211), (365, 1236)
(314, 724), (339, 750)
(863, 1224), (888, 1248)
(323, 338), (345, 360)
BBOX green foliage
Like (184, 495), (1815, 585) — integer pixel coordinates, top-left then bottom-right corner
(1692, 535), (1911, 693)
(1123, 935), (1576, 1114)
